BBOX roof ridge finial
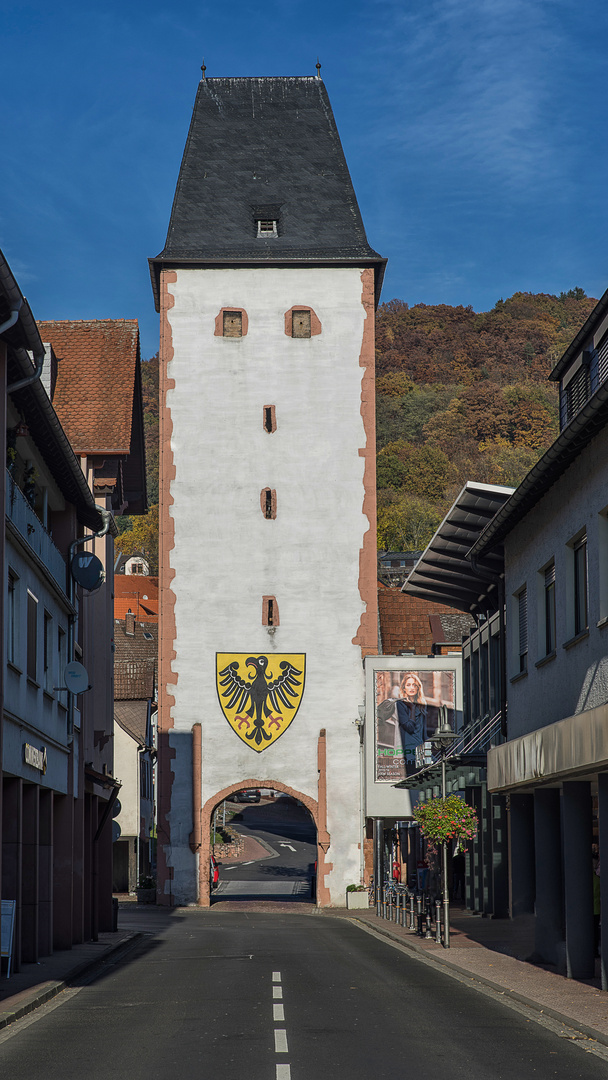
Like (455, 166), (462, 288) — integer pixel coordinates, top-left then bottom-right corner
(316, 57), (321, 78)
(201, 59), (207, 80)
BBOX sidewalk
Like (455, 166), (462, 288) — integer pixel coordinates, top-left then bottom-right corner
(324, 905), (608, 1046)
(0, 907), (164, 1030)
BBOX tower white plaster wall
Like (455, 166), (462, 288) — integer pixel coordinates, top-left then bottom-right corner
(161, 266), (376, 905)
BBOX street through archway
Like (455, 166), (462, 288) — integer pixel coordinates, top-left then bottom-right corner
(212, 793), (317, 904)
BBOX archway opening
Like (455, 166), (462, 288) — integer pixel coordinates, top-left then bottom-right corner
(202, 780), (319, 906)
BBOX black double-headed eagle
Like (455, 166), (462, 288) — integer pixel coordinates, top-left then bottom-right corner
(218, 655), (303, 746)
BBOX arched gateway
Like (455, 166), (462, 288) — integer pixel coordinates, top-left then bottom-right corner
(198, 780), (323, 906)
(151, 73), (384, 907)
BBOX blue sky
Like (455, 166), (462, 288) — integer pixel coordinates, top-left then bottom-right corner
(2, 0), (608, 358)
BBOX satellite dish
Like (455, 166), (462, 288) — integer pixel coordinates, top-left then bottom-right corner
(111, 798), (122, 819)
(64, 661), (90, 695)
(112, 821), (122, 843)
(71, 551), (105, 591)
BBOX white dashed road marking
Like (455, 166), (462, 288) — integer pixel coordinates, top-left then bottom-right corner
(273, 1004), (285, 1021)
(273, 985), (283, 999)
(276, 1066), (291, 1080)
(274, 1029), (289, 1053)
(272, 971), (281, 981)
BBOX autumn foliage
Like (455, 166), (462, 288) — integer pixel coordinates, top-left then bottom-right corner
(376, 290), (596, 551)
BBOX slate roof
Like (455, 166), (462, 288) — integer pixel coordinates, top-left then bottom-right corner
(37, 320), (141, 454)
(114, 700), (150, 745)
(150, 76), (386, 308)
(378, 588), (473, 656)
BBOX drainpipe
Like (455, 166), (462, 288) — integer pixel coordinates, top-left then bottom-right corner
(66, 509), (113, 741)
(0, 300), (22, 335)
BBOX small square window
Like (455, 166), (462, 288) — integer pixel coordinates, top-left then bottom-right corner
(292, 310), (311, 338)
(223, 311), (243, 338)
(257, 219), (278, 238)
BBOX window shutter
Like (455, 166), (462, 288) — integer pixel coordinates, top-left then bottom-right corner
(223, 311), (243, 338)
(544, 563), (555, 588)
(292, 310), (311, 338)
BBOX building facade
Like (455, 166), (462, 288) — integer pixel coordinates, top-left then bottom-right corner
(150, 74), (385, 906)
(476, 288), (608, 987)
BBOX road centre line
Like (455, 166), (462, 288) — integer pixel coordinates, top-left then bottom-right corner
(273, 985), (283, 998)
(273, 1004), (285, 1021)
(276, 1066), (291, 1080)
(274, 1029), (289, 1053)
(272, 971), (281, 981)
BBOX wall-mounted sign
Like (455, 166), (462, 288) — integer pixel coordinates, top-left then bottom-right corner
(71, 550), (105, 591)
(23, 743), (47, 773)
(216, 653), (305, 751)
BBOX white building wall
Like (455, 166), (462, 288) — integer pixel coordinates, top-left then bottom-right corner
(114, 724), (140, 837)
(165, 267), (373, 904)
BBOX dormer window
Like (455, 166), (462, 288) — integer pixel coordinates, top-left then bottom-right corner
(252, 204), (281, 239)
(257, 219), (278, 238)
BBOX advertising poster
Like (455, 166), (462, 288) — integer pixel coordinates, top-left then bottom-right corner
(375, 668), (456, 783)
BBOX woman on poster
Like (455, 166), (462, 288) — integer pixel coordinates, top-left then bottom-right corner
(396, 672), (427, 761)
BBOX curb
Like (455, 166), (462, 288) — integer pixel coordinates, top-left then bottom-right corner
(0, 932), (143, 1031)
(337, 915), (608, 1050)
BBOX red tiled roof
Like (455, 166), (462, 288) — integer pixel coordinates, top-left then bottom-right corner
(114, 575), (158, 622)
(378, 587), (473, 656)
(37, 319), (139, 454)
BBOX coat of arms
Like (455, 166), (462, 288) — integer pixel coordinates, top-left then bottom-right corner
(216, 653), (306, 751)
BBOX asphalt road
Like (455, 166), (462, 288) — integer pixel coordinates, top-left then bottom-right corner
(215, 797), (317, 901)
(0, 911), (606, 1079)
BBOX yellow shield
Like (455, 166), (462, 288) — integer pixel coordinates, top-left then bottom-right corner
(216, 653), (306, 752)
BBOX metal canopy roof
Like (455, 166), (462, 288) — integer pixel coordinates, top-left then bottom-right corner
(402, 482), (514, 615)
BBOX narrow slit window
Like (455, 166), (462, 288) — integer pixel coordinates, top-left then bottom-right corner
(263, 405), (277, 434)
(223, 310), (243, 338)
(262, 596), (280, 626)
(261, 488), (277, 519)
(292, 310), (311, 338)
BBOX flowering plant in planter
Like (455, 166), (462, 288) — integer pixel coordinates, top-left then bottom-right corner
(414, 795), (478, 854)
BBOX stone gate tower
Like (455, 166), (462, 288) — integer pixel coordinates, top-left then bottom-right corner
(150, 74), (385, 906)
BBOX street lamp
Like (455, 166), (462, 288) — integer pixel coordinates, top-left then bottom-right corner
(430, 705), (459, 948)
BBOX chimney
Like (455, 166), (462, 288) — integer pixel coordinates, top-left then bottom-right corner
(125, 611), (135, 636)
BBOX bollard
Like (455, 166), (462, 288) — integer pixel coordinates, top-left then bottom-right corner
(425, 897), (433, 939)
(409, 892), (415, 931)
(435, 898), (442, 944)
(376, 881), (382, 919)
(416, 894), (423, 936)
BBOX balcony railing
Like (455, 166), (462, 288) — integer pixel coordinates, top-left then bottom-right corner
(6, 471), (67, 592)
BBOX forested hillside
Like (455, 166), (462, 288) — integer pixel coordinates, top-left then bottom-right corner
(375, 289), (597, 551)
(115, 290), (598, 564)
